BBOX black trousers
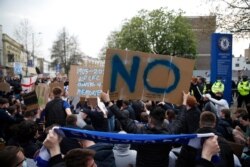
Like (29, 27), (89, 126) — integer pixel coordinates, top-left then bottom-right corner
(237, 94), (250, 108)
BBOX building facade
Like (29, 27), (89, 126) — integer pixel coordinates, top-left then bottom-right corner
(0, 25), (3, 66)
(185, 16), (216, 70)
(2, 34), (25, 67)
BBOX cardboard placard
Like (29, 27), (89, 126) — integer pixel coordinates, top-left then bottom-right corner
(103, 49), (195, 104)
(0, 82), (11, 92)
(35, 83), (50, 109)
(68, 62), (104, 97)
(49, 82), (64, 93)
(22, 91), (39, 112)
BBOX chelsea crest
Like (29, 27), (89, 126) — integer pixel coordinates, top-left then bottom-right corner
(218, 37), (230, 51)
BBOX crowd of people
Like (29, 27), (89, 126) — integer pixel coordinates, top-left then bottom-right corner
(0, 74), (249, 167)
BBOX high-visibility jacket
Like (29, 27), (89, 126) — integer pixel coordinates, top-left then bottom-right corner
(237, 81), (250, 96)
(203, 84), (207, 94)
(212, 81), (224, 94)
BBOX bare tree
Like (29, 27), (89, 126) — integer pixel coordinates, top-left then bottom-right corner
(51, 27), (84, 74)
(14, 19), (33, 51)
(205, 0), (250, 37)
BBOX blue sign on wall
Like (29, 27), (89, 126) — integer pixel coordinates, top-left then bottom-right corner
(27, 60), (33, 67)
(56, 64), (61, 73)
(210, 33), (232, 104)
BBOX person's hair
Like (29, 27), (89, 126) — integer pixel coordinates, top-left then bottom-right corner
(66, 114), (77, 126)
(191, 77), (197, 83)
(23, 110), (36, 118)
(15, 103), (21, 111)
(21, 104), (27, 111)
(239, 113), (250, 121)
(52, 87), (62, 97)
(122, 109), (130, 118)
(199, 111), (216, 128)
(131, 100), (144, 113)
(234, 108), (247, 116)
(115, 100), (123, 109)
(7, 105), (17, 115)
(140, 112), (149, 123)
(221, 109), (231, 120)
(16, 120), (38, 143)
(0, 146), (23, 167)
(64, 148), (96, 167)
(150, 106), (165, 124)
(123, 100), (130, 106)
(0, 98), (9, 105)
(166, 109), (176, 121)
(186, 95), (197, 108)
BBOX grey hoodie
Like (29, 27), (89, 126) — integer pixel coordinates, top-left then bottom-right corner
(113, 131), (137, 167)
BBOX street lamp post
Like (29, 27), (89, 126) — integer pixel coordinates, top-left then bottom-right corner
(25, 50), (29, 76)
(32, 32), (42, 67)
(32, 33), (34, 67)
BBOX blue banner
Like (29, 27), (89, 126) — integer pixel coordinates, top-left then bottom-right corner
(54, 127), (214, 144)
(211, 33), (233, 104)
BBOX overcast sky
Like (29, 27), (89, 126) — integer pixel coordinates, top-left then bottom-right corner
(0, 0), (249, 60)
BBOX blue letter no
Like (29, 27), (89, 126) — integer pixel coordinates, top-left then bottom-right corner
(143, 60), (180, 94)
(110, 55), (140, 92)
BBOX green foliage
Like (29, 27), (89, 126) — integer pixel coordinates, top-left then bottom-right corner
(100, 8), (197, 59)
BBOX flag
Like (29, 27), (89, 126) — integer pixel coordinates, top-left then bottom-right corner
(34, 146), (50, 167)
(53, 127), (214, 144)
(21, 75), (37, 93)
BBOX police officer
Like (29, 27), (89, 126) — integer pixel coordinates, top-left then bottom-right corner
(237, 75), (250, 107)
(211, 77), (224, 95)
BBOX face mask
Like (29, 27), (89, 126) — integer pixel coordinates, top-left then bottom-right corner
(214, 95), (222, 100)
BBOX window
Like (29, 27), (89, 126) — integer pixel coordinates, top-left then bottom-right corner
(8, 53), (14, 62)
(235, 63), (239, 67)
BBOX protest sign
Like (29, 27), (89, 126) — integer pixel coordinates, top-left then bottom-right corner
(68, 62), (104, 97)
(103, 49), (195, 104)
(49, 82), (64, 93)
(35, 84), (50, 109)
(0, 82), (11, 92)
(22, 91), (39, 112)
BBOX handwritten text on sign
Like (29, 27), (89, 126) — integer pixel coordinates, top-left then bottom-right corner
(69, 62), (104, 97)
(103, 49), (195, 104)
